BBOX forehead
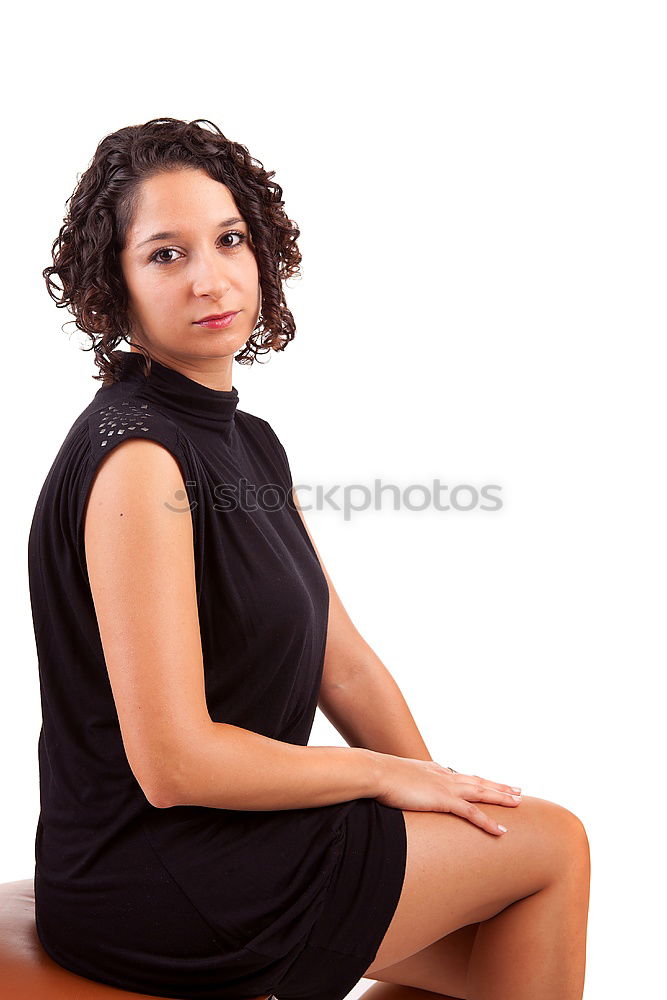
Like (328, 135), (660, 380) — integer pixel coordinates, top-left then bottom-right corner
(129, 169), (242, 233)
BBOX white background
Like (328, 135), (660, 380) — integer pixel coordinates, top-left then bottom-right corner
(1, 2), (665, 997)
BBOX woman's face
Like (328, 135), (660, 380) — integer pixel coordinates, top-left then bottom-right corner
(119, 167), (260, 385)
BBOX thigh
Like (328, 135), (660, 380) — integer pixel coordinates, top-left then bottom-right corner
(364, 793), (587, 977)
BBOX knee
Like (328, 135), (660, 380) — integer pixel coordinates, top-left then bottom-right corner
(522, 795), (590, 878)
(545, 798), (591, 873)
(567, 810), (590, 876)
(559, 802), (589, 851)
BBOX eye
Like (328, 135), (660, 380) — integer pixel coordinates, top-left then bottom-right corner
(151, 247), (180, 265)
(221, 230), (247, 249)
(149, 230), (248, 265)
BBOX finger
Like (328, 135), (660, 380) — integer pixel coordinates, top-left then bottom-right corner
(461, 784), (523, 807)
(451, 799), (509, 836)
(471, 774), (522, 795)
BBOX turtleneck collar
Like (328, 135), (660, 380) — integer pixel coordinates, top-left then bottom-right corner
(113, 350), (240, 438)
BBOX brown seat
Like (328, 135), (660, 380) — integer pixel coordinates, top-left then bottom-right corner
(0, 879), (272, 1000)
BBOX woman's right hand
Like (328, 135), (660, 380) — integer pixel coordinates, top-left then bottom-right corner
(373, 753), (522, 836)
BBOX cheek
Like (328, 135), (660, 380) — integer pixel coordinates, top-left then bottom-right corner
(238, 247), (259, 282)
(145, 272), (185, 306)
(127, 274), (184, 327)
(124, 265), (162, 302)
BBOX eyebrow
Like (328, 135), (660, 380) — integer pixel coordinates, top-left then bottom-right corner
(134, 217), (245, 249)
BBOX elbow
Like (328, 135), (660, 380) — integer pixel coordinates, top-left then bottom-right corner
(146, 789), (176, 809)
(140, 775), (178, 809)
(131, 721), (211, 810)
(135, 759), (187, 810)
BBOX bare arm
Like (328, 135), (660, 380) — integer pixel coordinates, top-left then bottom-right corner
(84, 438), (382, 811)
(319, 646), (433, 763)
(163, 723), (381, 810)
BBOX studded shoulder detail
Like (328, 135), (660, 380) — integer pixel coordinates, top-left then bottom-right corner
(97, 400), (154, 448)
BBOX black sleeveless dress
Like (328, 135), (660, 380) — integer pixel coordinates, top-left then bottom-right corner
(28, 351), (407, 1000)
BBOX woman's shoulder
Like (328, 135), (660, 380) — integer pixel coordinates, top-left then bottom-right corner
(86, 384), (181, 460)
(38, 381), (187, 507)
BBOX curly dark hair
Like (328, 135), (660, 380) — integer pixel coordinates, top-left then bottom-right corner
(43, 117), (302, 385)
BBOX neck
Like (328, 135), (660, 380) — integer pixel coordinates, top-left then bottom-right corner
(113, 349), (240, 440)
(128, 346), (234, 393)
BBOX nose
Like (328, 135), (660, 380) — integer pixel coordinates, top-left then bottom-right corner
(190, 247), (232, 301)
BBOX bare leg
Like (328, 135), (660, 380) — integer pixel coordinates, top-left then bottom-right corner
(467, 836), (590, 999)
(363, 797), (590, 999)
(363, 922), (479, 997)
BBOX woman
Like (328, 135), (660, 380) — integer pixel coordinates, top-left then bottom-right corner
(30, 118), (590, 1000)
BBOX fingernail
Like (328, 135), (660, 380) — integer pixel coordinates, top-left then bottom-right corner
(498, 824), (508, 832)
(511, 787), (521, 793)
(511, 794), (522, 801)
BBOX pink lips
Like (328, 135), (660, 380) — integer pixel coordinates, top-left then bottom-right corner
(195, 312), (239, 329)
